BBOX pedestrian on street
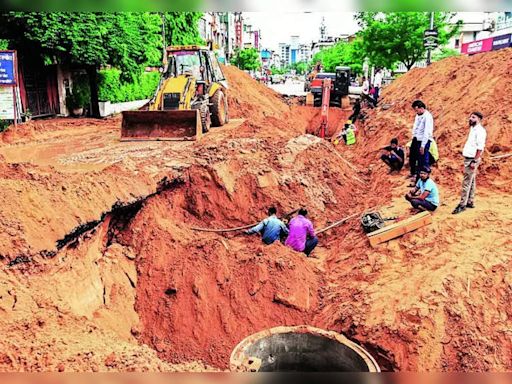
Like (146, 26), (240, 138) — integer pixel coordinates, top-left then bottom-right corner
(246, 206), (289, 245)
(452, 112), (487, 214)
(409, 100), (434, 185)
(361, 76), (376, 108)
(405, 166), (440, 212)
(381, 138), (405, 173)
(285, 208), (318, 257)
(373, 68), (383, 104)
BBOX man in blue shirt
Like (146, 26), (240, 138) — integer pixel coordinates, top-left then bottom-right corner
(405, 166), (440, 212)
(245, 207), (289, 245)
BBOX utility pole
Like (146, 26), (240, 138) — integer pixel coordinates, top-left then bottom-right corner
(426, 12), (435, 66)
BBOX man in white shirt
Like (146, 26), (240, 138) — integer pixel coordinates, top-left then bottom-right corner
(452, 112), (487, 214)
(361, 76), (376, 108)
(373, 68), (383, 104)
(409, 100), (434, 184)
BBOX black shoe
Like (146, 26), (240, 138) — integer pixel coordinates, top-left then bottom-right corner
(452, 205), (466, 214)
(466, 203), (475, 208)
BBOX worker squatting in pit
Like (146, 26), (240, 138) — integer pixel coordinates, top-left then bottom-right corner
(246, 207), (319, 257)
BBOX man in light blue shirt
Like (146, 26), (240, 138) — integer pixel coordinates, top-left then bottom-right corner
(405, 166), (439, 212)
(246, 207), (289, 245)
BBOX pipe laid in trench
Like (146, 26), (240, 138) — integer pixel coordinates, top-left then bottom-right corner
(191, 208), (299, 233)
(192, 207), (377, 235)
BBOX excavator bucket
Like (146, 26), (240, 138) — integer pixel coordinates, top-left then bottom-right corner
(120, 110), (202, 141)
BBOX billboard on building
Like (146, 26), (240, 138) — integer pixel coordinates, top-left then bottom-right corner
(461, 37), (493, 54)
(492, 33), (512, 50)
(235, 20), (242, 48)
(496, 11), (512, 31)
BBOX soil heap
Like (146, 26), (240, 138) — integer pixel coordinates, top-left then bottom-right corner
(0, 52), (510, 371)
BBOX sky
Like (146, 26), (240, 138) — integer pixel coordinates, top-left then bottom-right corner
(243, 12), (361, 51)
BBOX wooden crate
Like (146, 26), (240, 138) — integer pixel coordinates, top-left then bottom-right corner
(367, 211), (432, 247)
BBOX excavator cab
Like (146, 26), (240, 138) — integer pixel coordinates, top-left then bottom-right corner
(121, 45), (229, 141)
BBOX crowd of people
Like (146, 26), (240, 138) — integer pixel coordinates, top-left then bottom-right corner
(378, 100), (487, 215)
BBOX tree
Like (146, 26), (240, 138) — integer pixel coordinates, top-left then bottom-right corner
(311, 38), (366, 74)
(355, 12), (461, 70)
(164, 12), (204, 46)
(0, 12), (203, 116)
(289, 61), (308, 75)
(230, 48), (261, 71)
(270, 65), (286, 75)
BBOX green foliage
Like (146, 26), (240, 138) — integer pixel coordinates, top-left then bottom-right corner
(164, 12), (204, 46)
(0, 12), (205, 81)
(312, 38), (366, 74)
(289, 61), (308, 75)
(0, 39), (9, 49)
(97, 68), (160, 103)
(432, 47), (460, 62)
(355, 12), (461, 70)
(358, 0), (450, 11)
(270, 66), (286, 75)
(0, 120), (11, 132)
(66, 73), (91, 109)
(230, 48), (261, 71)
(0, 12), (172, 81)
(0, 0), (202, 12)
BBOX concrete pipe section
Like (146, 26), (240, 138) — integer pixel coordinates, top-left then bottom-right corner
(230, 325), (380, 372)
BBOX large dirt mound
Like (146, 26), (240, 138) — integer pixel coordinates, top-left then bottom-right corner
(223, 65), (291, 120)
(222, 65), (351, 140)
(313, 49), (512, 371)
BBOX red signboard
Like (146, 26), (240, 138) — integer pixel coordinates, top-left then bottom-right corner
(461, 37), (494, 55)
(235, 21), (242, 48)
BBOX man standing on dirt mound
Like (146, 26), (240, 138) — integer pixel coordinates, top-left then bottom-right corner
(409, 100), (434, 185)
(373, 68), (383, 104)
(452, 112), (487, 215)
(285, 208), (318, 257)
(246, 206), (289, 244)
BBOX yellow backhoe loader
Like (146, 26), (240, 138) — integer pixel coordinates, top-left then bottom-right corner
(121, 45), (229, 141)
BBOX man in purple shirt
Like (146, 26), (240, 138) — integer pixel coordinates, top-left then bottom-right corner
(285, 208), (318, 256)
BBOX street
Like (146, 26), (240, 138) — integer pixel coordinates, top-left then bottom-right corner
(268, 78), (307, 96)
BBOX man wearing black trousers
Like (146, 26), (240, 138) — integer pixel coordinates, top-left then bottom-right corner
(409, 100), (434, 185)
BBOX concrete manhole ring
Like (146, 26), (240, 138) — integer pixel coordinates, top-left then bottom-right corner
(230, 325), (380, 372)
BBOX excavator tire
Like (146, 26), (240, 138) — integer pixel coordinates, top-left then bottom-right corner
(210, 90), (228, 127)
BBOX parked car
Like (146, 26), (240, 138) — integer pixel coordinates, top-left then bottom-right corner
(270, 74), (285, 84)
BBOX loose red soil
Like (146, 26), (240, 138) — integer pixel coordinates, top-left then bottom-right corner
(0, 51), (511, 371)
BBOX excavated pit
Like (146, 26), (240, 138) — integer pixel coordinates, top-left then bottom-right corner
(230, 326), (380, 372)
(1, 54), (512, 372)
